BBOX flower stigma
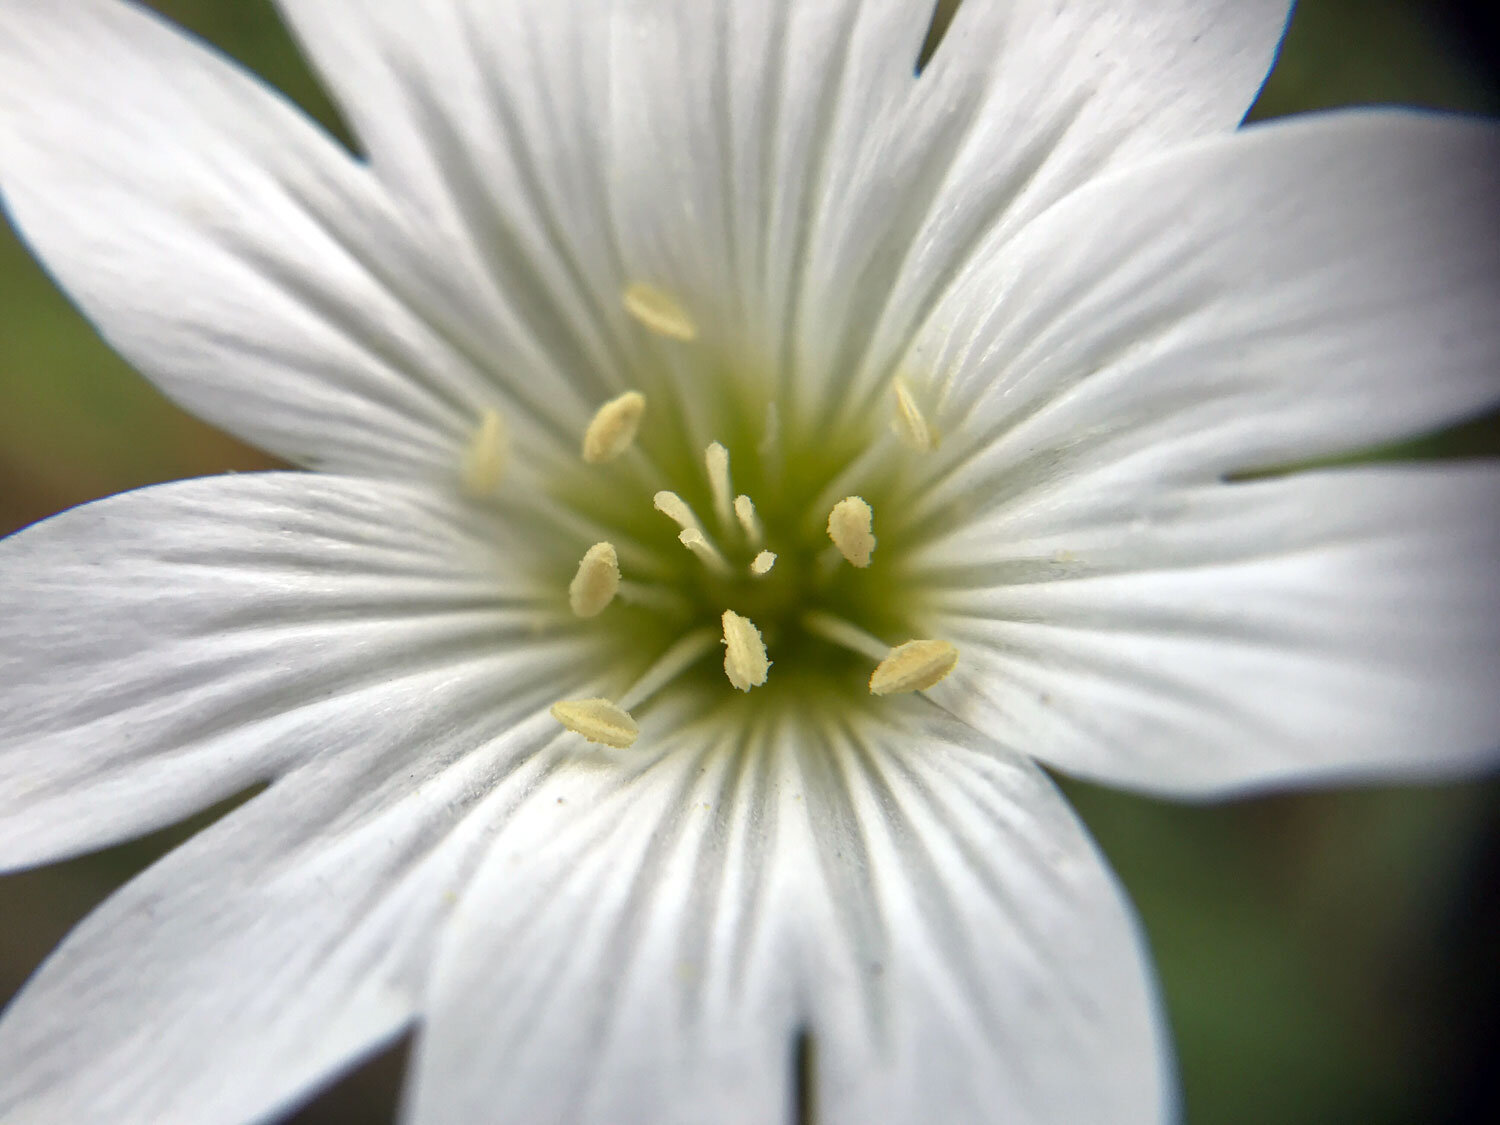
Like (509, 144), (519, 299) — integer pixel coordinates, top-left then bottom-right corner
(489, 283), (960, 746)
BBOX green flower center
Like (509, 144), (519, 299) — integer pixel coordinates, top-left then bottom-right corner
(472, 282), (959, 747)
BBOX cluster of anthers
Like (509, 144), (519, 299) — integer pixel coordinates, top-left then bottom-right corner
(463, 282), (960, 750)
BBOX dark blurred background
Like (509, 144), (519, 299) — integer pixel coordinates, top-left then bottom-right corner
(1, 1), (1497, 1121)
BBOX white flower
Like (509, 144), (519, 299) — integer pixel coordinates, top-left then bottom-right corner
(1, 0), (1498, 1122)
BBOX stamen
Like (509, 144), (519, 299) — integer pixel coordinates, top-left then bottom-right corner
(705, 442), (734, 527)
(568, 542), (620, 618)
(827, 496), (876, 568)
(750, 550), (777, 576)
(622, 281), (698, 341)
(803, 440), (892, 539)
(460, 408), (508, 497)
(891, 377), (938, 452)
(550, 697), (639, 748)
(618, 628), (720, 710)
(679, 528), (731, 575)
(582, 390), (646, 464)
(721, 610), (770, 691)
(616, 580), (692, 614)
(653, 490), (706, 538)
(734, 494), (764, 545)
(801, 610), (889, 662)
(869, 640), (959, 696)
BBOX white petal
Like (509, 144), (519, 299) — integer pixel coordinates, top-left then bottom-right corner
(409, 699), (806, 1123)
(409, 706), (1167, 1124)
(796, 715), (1168, 1123)
(0, 472), (582, 869)
(923, 465), (1500, 796)
(0, 692), (575, 1125)
(612, 0), (1288, 429)
(800, 0), (1292, 426)
(0, 0), (591, 479)
(906, 111), (1500, 509)
(274, 0), (661, 417)
(275, 0), (1288, 436)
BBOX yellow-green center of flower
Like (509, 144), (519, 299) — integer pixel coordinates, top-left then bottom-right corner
(465, 282), (958, 748)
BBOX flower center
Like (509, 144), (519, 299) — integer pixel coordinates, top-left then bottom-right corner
(467, 282), (959, 749)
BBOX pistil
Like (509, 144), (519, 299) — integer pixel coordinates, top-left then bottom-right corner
(678, 528), (732, 574)
(549, 377), (943, 744)
(653, 490), (706, 538)
(705, 441), (734, 528)
(734, 494), (764, 545)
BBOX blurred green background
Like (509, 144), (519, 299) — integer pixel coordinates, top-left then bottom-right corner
(1, 1), (1497, 1122)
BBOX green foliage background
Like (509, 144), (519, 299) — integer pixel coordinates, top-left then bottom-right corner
(1, 2), (1495, 1122)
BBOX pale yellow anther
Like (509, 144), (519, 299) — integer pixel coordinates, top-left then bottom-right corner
(705, 442), (734, 526)
(827, 496), (876, 568)
(869, 640), (959, 696)
(568, 542), (620, 618)
(734, 494), (763, 545)
(653, 490), (704, 537)
(721, 610), (770, 691)
(550, 698), (640, 748)
(622, 281), (698, 341)
(679, 528), (730, 574)
(460, 408), (508, 497)
(582, 390), (646, 464)
(891, 378), (938, 452)
(750, 550), (777, 576)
